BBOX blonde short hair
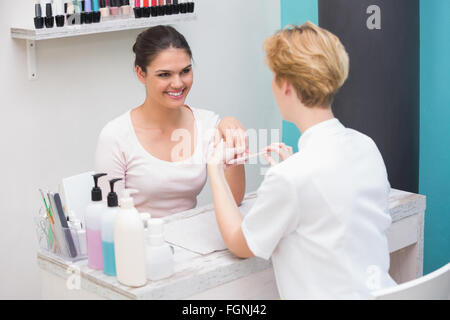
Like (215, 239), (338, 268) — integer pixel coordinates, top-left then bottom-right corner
(263, 21), (349, 108)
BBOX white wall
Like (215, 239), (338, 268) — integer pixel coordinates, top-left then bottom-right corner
(0, 0), (281, 299)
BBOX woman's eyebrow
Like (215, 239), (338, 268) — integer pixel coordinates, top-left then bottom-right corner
(155, 65), (192, 73)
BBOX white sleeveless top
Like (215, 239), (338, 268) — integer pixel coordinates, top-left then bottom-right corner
(94, 107), (219, 218)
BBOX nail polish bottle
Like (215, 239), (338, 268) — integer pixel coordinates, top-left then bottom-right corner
(120, 0), (131, 17)
(179, 0), (187, 14)
(165, 0), (172, 15)
(134, 0), (143, 18)
(44, 0), (55, 28)
(73, 0), (83, 24)
(187, 0), (194, 13)
(84, 0), (93, 23)
(99, 0), (110, 19)
(109, 0), (120, 17)
(66, 1), (76, 25)
(157, 0), (165, 16)
(172, 0), (179, 14)
(143, 0), (150, 17)
(150, 0), (157, 17)
(92, 0), (101, 23)
(34, 1), (44, 29)
(55, 0), (65, 27)
(78, 0), (86, 24)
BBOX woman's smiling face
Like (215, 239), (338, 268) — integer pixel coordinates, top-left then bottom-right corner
(137, 47), (193, 109)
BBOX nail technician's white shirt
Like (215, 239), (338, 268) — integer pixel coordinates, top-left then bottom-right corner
(94, 107), (219, 218)
(242, 118), (396, 299)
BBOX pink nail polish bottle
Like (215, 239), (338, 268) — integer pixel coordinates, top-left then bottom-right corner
(120, 0), (131, 17)
(109, 0), (120, 17)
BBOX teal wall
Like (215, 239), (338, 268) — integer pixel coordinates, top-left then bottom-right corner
(419, 0), (450, 274)
(280, 0), (318, 152)
(280, 0), (450, 274)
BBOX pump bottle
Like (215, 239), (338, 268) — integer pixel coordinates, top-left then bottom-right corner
(85, 173), (107, 270)
(114, 189), (147, 287)
(145, 218), (175, 281)
(101, 178), (122, 276)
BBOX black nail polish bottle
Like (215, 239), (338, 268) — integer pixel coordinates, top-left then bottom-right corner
(180, 0), (187, 14)
(34, 2), (44, 29)
(187, 1), (194, 13)
(172, 0), (180, 14)
(150, 4), (157, 17)
(157, 3), (165, 16)
(134, 0), (143, 18)
(44, 2), (55, 28)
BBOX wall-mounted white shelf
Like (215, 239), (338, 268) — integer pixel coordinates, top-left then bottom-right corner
(11, 14), (197, 80)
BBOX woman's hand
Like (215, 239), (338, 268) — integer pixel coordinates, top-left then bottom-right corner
(208, 140), (245, 171)
(262, 142), (294, 167)
(215, 117), (249, 163)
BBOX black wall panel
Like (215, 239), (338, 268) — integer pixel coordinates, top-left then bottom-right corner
(318, 0), (420, 193)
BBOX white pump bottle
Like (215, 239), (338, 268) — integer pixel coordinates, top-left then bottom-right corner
(114, 189), (147, 287)
(145, 218), (175, 281)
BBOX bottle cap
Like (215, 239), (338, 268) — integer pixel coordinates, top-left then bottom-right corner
(107, 178), (122, 207)
(120, 189), (138, 209)
(91, 173), (107, 201)
(68, 210), (82, 230)
(147, 218), (165, 246)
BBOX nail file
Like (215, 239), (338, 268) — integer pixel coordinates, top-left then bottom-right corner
(227, 151), (267, 165)
(53, 193), (78, 258)
(47, 192), (70, 257)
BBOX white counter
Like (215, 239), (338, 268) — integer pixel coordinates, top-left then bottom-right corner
(38, 189), (426, 300)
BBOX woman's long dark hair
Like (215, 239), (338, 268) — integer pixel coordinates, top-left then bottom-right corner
(133, 25), (193, 73)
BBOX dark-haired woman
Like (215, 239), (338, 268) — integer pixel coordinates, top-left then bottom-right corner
(95, 26), (247, 218)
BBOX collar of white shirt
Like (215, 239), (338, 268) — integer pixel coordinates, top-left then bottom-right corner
(297, 118), (344, 151)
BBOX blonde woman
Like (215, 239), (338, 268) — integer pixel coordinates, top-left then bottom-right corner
(207, 22), (396, 299)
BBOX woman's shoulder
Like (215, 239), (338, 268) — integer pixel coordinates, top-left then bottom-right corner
(190, 106), (220, 127)
(98, 109), (132, 142)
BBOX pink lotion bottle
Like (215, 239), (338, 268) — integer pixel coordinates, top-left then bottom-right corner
(85, 173), (107, 270)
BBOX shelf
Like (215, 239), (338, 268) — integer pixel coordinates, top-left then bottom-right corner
(11, 13), (197, 80)
(11, 13), (197, 41)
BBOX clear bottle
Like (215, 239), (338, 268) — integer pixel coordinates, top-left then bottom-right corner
(67, 210), (86, 256)
(145, 218), (175, 281)
(101, 178), (122, 276)
(85, 173), (107, 270)
(114, 189), (147, 287)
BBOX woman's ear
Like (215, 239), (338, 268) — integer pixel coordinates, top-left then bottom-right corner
(283, 81), (293, 97)
(136, 66), (147, 84)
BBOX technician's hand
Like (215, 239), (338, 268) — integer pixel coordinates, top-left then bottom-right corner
(208, 140), (245, 171)
(215, 117), (249, 161)
(262, 142), (294, 167)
